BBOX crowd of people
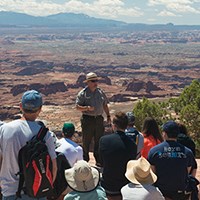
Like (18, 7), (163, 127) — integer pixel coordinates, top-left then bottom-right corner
(0, 72), (199, 200)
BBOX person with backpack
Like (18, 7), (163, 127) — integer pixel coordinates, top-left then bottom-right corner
(99, 112), (137, 199)
(0, 90), (57, 200)
(125, 112), (144, 159)
(177, 123), (199, 200)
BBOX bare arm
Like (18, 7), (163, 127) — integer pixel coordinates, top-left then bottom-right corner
(151, 165), (156, 173)
(0, 154), (2, 172)
(52, 158), (57, 182)
(190, 168), (197, 177)
(103, 103), (110, 117)
(76, 104), (94, 112)
(103, 103), (111, 123)
(187, 166), (192, 174)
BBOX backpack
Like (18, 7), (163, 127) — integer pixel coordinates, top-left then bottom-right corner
(177, 133), (196, 156)
(16, 126), (54, 198)
(125, 128), (140, 145)
(120, 133), (137, 160)
(47, 152), (71, 200)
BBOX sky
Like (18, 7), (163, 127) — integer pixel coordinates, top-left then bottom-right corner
(0, 0), (200, 25)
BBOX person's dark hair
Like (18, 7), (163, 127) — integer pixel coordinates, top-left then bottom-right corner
(63, 131), (74, 138)
(162, 121), (180, 139)
(126, 112), (135, 126)
(113, 112), (128, 130)
(22, 106), (42, 114)
(177, 123), (188, 136)
(142, 117), (163, 142)
(62, 123), (75, 138)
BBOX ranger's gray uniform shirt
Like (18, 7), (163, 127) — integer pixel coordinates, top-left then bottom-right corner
(76, 87), (108, 116)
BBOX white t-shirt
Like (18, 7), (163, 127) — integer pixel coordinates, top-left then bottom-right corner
(121, 183), (164, 200)
(0, 119), (57, 197)
(56, 138), (83, 167)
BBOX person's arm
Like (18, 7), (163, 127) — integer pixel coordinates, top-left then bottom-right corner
(52, 158), (57, 182)
(190, 168), (197, 177)
(98, 138), (104, 166)
(103, 103), (111, 123)
(75, 90), (94, 112)
(151, 165), (156, 173)
(76, 104), (94, 112)
(0, 154), (2, 172)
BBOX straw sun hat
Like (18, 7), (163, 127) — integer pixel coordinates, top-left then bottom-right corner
(65, 160), (100, 192)
(125, 157), (157, 185)
(83, 72), (100, 83)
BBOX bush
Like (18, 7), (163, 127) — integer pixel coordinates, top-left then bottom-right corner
(133, 80), (200, 157)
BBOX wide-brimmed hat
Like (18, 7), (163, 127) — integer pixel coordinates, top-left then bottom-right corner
(65, 160), (100, 192)
(83, 72), (100, 83)
(125, 157), (157, 185)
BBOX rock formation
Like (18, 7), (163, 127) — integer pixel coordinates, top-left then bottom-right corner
(11, 82), (68, 96)
(109, 94), (130, 102)
(126, 80), (162, 93)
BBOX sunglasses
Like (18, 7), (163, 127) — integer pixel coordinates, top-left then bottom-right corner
(90, 80), (98, 83)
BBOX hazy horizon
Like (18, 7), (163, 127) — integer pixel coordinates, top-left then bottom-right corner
(0, 0), (200, 25)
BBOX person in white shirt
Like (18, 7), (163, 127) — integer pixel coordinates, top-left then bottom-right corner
(56, 122), (83, 167)
(0, 90), (57, 199)
(121, 157), (164, 200)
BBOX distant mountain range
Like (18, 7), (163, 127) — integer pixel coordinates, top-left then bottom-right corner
(1, 11), (200, 31)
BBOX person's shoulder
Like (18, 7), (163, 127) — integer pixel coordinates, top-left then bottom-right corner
(76, 144), (83, 151)
(59, 138), (72, 147)
(177, 134), (195, 146)
(64, 191), (78, 199)
(96, 185), (106, 192)
(77, 87), (88, 95)
(138, 132), (144, 140)
(1, 119), (22, 130)
(149, 141), (165, 152)
(96, 87), (106, 95)
(183, 145), (194, 155)
(95, 186), (107, 198)
(103, 133), (116, 139)
(100, 133), (116, 143)
(173, 140), (192, 151)
(67, 139), (81, 148)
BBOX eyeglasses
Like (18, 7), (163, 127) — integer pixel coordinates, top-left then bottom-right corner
(90, 80), (98, 83)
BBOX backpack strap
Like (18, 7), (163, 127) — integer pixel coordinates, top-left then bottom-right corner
(16, 126), (49, 198)
(36, 126), (49, 141)
(119, 132), (137, 159)
(16, 148), (25, 198)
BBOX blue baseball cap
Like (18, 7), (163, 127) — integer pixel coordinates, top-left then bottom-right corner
(21, 90), (43, 111)
(162, 120), (180, 136)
